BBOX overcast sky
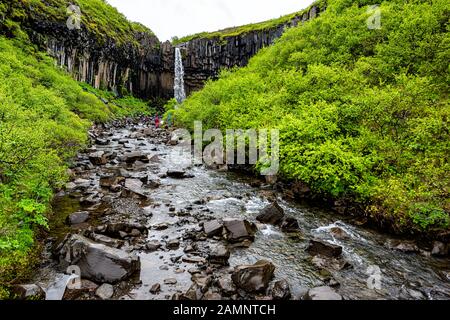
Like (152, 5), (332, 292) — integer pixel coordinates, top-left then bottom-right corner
(106, 0), (315, 41)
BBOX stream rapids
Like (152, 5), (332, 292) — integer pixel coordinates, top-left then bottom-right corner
(32, 119), (450, 301)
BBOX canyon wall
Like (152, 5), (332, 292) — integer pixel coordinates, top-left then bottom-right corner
(178, 4), (324, 95)
(17, 3), (323, 100)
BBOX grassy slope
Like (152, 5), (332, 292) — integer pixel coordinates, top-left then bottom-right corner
(0, 34), (151, 299)
(2, 0), (156, 45)
(174, 0), (450, 234)
(172, 1), (325, 45)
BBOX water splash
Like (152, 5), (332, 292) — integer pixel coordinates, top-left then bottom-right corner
(174, 47), (186, 104)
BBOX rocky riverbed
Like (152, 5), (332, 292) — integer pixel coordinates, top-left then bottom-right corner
(14, 119), (449, 300)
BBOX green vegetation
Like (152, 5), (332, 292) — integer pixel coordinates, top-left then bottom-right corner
(3, 0), (156, 45)
(0, 33), (152, 297)
(174, 0), (450, 233)
(172, 1), (325, 45)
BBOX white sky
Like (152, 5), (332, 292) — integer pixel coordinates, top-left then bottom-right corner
(106, 0), (315, 41)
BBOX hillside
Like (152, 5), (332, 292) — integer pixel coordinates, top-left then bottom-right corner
(172, 1), (326, 44)
(173, 0), (450, 235)
(0, 32), (151, 298)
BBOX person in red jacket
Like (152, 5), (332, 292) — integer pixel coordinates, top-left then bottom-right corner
(155, 115), (160, 128)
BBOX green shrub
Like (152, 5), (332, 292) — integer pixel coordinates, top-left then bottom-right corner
(175, 0), (450, 232)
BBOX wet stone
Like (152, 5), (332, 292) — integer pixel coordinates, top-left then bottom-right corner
(96, 284), (114, 300)
(306, 286), (342, 300)
(257, 202), (285, 225)
(330, 227), (350, 240)
(223, 219), (257, 243)
(232, 260), (275, 293)
(306, 239), (343, 258)
(164, 278), (178, 285)
(11, 284), (46, 300)
(208, 244), (230, 265)
(203, 220), (224, 237)
(270, 279), (291, 300)
(150, 283), (161, 295)
(167, 239), (180, 250)
(146, 240), (162, 252)
(67, 211), (90, 225)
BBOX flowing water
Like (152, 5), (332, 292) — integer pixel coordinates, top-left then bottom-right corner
(34, 122), (450, 300)
(174, 48), (186, 104)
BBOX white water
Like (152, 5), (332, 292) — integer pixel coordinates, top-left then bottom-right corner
(174, 47), (186, 104)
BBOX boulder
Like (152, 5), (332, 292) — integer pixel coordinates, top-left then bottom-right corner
(89, 151), (107, 165)
(280, 217), (300, 232)
(208, 244), (230, 265)
(167, 239), (180, 250)
(431, 241), (448, 257)
(102, 223), (147, 238)
(150, 283), (161, 295)
(257, 202), (285, 225)
(95, 138), (109, 146)
(124, 152), (148, 164)
(306, 239), (343, 258)
(146, 240), (162, 252)
(58, 234), (141, 284)
(271, 279), (291, 300)
(95, 284), (114, 300)
(67, 211), (90, 225)
(330, 227), (350, 240)
(223, 219), (257, 243)
(306, 286), (342, 300)
(167, 169), (187, 179)
(164, 278), (178, 285)
(203, 220), (224, 237)
(100, 176), (124, 189)
(232, 260), (275, 293)
(217, 274), (237, 296)
(385, 240), (419, 253)
(11, 284), (46, 300)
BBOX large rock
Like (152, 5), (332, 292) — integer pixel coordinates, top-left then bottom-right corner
(89, 151), (107, 165)
(385, 240), (419, 253)
(95, 284), (114, 300)
(280, 217), (300, 232)
(167, 169), (187, 179)
(124, 152), (149, 164)
(306, 239), (343, 258)
(431, 241), (448, 257)
(232, 260), (275, 293)
(102, 222), (147, 238)
(256, 202), (285, 225)
(58, 234), (141, 283)
(203, 220), (224, 237)
(66, 211), (90, 225)
(270, 279), (291, 300)
(11, 284), (46, 300)
(223, 219), (257, 243)
(306, 286), (342, 300)
(208, 244), (230, 265)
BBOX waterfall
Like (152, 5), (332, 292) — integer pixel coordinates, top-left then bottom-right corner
(174, 47), (186, 104)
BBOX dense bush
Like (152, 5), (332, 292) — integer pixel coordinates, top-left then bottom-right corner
(4, 0), (155, 45)
(0, 35), (151, 297)
(174, 0), (450, 233)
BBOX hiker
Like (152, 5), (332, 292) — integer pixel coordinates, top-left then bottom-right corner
(155, 114), (160, 128)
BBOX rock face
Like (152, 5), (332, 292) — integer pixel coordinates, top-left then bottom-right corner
(58, 234), (141, 284)
(14, 2), (323, 100)
(232, 260), (275, 293)
(178, 4), (324, 95)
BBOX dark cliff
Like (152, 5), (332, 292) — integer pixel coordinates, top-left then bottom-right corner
(3, 0), (324, 100)
(177, 3), (325, 95)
